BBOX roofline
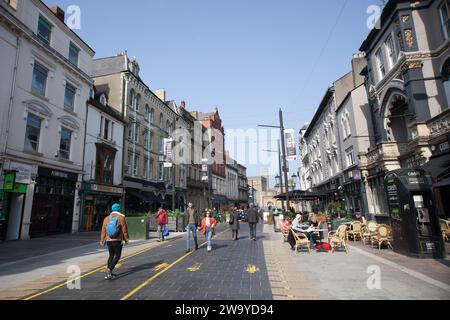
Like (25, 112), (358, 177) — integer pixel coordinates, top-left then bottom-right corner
(335, 83), (366, 113)
(303, 87), (334, 139)
(37, 0), (95, 56)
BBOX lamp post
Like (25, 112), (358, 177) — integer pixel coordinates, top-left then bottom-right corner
(263, 140), (285, 211)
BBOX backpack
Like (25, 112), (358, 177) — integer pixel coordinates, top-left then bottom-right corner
(106, 215), (121, 238)
(315, 242), (331, 252)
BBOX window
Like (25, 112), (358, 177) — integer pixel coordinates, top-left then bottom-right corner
(345, 113), (351, 138)
(104, 119), (110, 140)
(159, 136), (164, 153)
(133, 155), (139, 176)
(59, 127), (72, 160)
(135, 94), (141, 112)
(385, 35), (398, 70)
(4, 0), (18, 10)
(440, 1), (450, 39)
(69, 42), (80, 66)
(25, 113), (41, 151)
(64, 83), (76, 111)
(134, 124), (140, 143)
(346, 147), (355, 168)
(129, 89), (135, 109)
(32, 62), (48, 97)
(145, 105), (150, 122)
(127, 153), (133, 174)
(375, 49), (386, 81)
(150, 108), (155, 124)
(144, 158), (150, 178)
(159, 114), (163, 129)
(37, 15), (52, 45)
(158, 162), (164, 180)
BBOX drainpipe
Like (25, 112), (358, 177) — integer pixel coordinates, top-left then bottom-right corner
(3, 37), (21, 156)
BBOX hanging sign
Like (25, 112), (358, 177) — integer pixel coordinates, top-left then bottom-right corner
(285, 129), (297, 161)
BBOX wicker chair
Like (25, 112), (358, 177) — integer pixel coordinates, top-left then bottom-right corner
(362, 221), (378, 245)
(348, 221), (363, 241)
(281, 229), (290, 242)
(328, 225), (349, 254)
(291, 229), (311, 254)
(371, 224), (394, 253)
(440, 219), (450, 242)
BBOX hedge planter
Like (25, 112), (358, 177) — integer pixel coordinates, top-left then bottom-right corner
(126, 217), (150, 240)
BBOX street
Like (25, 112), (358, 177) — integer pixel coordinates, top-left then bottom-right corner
(0, 223), (447, 300)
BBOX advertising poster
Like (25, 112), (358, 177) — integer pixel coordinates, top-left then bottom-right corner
(285, 129), (297, 161)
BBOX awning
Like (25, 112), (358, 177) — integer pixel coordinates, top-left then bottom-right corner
(212, 195), (229, 205)
(275, 190), (325, 201)
(126, 189), (161, 203)
(422, 153), (450, 182)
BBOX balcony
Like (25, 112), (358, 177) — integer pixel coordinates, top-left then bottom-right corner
(362, 142), (409, 168)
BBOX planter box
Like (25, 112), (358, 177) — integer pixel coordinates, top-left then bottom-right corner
(176, 217), (186, 232)
(126, 217), (150, 240)
(167, 217), (177, 232)
(148, 217), (157, 232)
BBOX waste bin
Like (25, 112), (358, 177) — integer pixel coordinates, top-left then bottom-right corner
(126, 217), (150, 240)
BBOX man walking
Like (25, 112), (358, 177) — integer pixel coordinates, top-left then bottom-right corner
(156, 207), (168, 242)
(185, 202), (200, 253)
(246, 204), (259, 241)
(230, 207), (240, 240)
(100, 203), (129, 280)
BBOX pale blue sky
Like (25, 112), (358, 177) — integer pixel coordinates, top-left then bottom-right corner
(45, 0), (381, 181)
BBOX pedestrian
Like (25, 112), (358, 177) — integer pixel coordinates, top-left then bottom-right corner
(230, 207), (240, 240)
(156, 207), (168, 242)
(200, 210), (217, 252)
(246, 204), (259, 241)
(100, 203), (129, 280)
(185, 202), (200, 253)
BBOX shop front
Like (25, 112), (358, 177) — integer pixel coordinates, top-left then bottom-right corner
(81, 183), (124, 232)
(30, 167), (78, 238)
(0, 161), (33, 241)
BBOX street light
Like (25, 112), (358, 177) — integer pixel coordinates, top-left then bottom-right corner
(262, 140), (286, 211)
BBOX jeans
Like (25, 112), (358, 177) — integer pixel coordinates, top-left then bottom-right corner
(107, 241), (123, 271)
(157, 224), (166, 241)
(206, 227), (213, 247)
(232, 230), (239, 240)
(249, 223), (257, 239)
(186, 224), (198, 250)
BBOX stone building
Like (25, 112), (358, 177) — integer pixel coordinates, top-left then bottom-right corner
(358, 0), (450, 219)
(92, 53), (178, 214)
(0, 1), (94, 239)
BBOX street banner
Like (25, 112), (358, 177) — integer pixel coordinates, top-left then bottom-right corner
(285, 129), (297, 161)
(163, 138), (173, 168)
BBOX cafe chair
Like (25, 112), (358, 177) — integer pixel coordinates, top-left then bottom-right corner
(440, 219), (450, 242)
(362, 221), (378, 245)
(290, 229), (311, 254)
(348, 221), (363, 242)
(371, 224), (394, 253)
(281, 229), (290, 243)
(328, 225), (349, 254)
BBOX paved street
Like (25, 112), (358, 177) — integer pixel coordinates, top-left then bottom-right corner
(0, 223), (448, 300)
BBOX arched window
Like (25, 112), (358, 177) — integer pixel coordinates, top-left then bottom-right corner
(166, 120), (170, 134)
(129, 89), (135, 109)
(135, 94), (141, 111)
(145, 105), (150, 122)
(150, 108), (155, 124)
(159, 114), (163, 129)
(345, 112), (351, 137)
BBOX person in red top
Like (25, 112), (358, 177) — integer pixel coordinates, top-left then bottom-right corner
(199, 210), (217, 252)
(156, 207), (169, 242)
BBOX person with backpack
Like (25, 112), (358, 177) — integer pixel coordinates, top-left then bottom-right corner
(229, 207), (240, 240)
(156, 207), (169, 242)
(200, 210), (217, 252)
(100, 203), (129, 280)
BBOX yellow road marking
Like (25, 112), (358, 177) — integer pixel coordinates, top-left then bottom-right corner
(246, 264), (260, 274)
(23, 242), (167, 301)
(187, 263), (203, 272)
(120, 228), (230, 300)
(153, 263), (169, 271)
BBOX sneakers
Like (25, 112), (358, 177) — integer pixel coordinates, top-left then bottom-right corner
(207, 246), (212, 252)
(105, 268), (112, 280)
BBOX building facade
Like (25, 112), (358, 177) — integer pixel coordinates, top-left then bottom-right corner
(225, 154), (239, 207)
(0, 1), (94, 239)
(81, 88), (125, 232)
(358, 0), (450, 219)
(92, 53), (178, 214)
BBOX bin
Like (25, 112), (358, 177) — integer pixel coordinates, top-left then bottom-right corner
(126, 217), (150, 240)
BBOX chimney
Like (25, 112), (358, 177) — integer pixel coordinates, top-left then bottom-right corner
(155, 89), (166, 102)
(50, 6), (65, 23)
(180, 101), (186, 109)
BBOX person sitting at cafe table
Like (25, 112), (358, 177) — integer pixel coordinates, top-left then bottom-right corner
(288, 214), (320, 250)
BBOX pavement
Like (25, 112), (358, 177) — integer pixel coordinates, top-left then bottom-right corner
(0, 223), (448, 300)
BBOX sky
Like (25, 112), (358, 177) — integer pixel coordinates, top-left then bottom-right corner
(44, 0), (382, 185)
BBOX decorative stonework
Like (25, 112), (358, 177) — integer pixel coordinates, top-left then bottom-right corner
(428, 112), (450, 137)
(400, 61), (423, 73)
(405, 29), (414, 48)
(402, 15), (410, 23)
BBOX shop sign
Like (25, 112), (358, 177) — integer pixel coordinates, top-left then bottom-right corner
(38, 167), (78, 182)
(10, 162), (32, 184)
(12, 183), (27, 194)
(90, 184), (123, 194)
(3, 172), (15, 191)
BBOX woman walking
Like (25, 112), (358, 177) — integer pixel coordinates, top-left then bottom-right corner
(156, 207), (168, 242)
(200, 210), (217, 252)
(230, 207), (240, 240)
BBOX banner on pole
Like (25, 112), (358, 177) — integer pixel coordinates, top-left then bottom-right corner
(285, 129), (297, 161)
(163, 138), (173, 167)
